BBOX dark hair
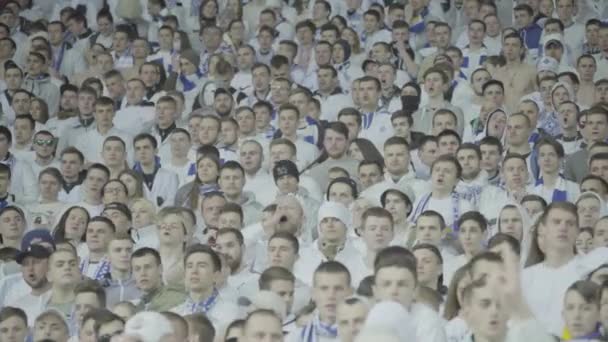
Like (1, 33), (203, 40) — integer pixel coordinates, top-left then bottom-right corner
(374, 245), (417, 281)
(259, 266), (295, 289)
(269, 231), (300, 254)
(457, 211), (488, 232)
(0, 306), (27, 325)
(184, 313), (216, 342)
(75, 279), (107, 307)
(350, 138), (384, 165)
(53, 206), (90, 243)
(133, 133), (158, 149)
(487, 233), (521, 255)
(184, 244), (221, 271)
(314, 261), (352, 286)
(131, 247), (162, 265)
(479, 136), (503, 154)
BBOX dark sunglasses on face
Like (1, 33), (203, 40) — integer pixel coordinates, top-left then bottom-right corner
(34, 139), (54, 146)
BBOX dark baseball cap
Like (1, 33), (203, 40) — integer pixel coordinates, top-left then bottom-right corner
(16, 245), (51, 264)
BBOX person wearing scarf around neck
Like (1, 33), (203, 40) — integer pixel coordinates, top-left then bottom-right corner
(540, 81), (577, 138)
(172, 49), (204, 94)
(531, 137), (579, 204)
(289, 260), (353, 342)
(170, 244), (239, 326)
(23, 51), (60, 115)
(410, 154), (474, 231)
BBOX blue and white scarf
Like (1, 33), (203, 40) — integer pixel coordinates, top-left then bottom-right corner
(186, 288), (219, 314)
(79, 257), (111, 281)
(411, 192), (461, 231)
(409, 6), (430, 34)
(300, 314), (338, 342)
(0, 153), (17, 171)
(178, 69), (204, 92)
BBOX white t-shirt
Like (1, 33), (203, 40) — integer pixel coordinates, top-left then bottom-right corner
(522, 247), (608, 335)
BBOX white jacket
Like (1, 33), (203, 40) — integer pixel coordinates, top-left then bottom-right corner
(142, 168), (179, 208)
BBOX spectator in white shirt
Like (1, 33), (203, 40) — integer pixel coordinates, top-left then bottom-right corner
(214, 228), (258, 299)
(372, 246), (447, 342)
(0, 206), (26, 250)
(0, 125), (38, 204)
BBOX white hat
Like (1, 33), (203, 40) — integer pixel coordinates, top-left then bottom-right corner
(318, 201), (352, 228)
(536, 56), (559, 73)
(124, 312), (174, 342)
(542, 33), (564, 48)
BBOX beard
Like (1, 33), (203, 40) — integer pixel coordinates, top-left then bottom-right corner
(26, 277), (48, 290)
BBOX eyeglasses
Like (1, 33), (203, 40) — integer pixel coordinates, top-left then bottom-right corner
(34, 139), (54, 146)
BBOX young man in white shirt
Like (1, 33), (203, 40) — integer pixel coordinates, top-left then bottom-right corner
(218, 161), (263, 227)
(214, 228), (258, 299)
(361, 136), (428, 205)
(170, 244), (239, 325)
(276, 104), (319, 171)
(80, 217), (115, 282)
(73, 96), (133, 164)
(0, 125), (38, 204)
(356, 76), (394, 151)
(479, 136), (503, 186)
(522, 202), (608, 335)
(46, 248), (81, 318)
(164, 128), (196, 188)
(294, 201), (363, 287)
(372, 246), (447, 342)
(455, 143), (488, 207)
(145, 96), (181, 164)
(288, 261), (353, 342)
(8, 244), (52, 327)
(258, 266), (301, 333)
(132, 133), (179, 208)
(30, 130), (61, 179)
(531, 138), (579, 203)
(240, 140), (277, 207)
(410, 154), (474, 229)
(71, 163), (109, 217)
(352, 207), (394, 283)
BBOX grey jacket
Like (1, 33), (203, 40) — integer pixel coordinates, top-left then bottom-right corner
(23, 73), (60, 114)
(564, 148), (589, 183)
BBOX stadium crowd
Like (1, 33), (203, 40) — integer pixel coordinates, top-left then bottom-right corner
(1, 0), (608, 341)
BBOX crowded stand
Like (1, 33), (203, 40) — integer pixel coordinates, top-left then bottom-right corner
(1, 0), (608, 341)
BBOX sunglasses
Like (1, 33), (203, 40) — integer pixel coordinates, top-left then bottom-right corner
(34, 139), (55, 146)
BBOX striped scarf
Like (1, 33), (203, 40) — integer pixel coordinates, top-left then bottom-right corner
(300, 314), (338, 342)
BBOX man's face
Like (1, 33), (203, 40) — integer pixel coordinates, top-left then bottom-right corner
(424, 72), (446, 98)
(313, 272), (351, 320)
(94, 104), (115, 128)
(33, 315), (69, 342)
(21, 256), (49, 289)
(269, 279), (295, 312)
(4, 68), (21, 90)
(139, 65), (158, 87)
(502, 158), (528, 189)
(12, 92), (30, 115)
(419, 141), (438, 166)
(267, 237), (298, 269)
(317, 68), (335, 92)
(594, 219), (608, 249)
(514, 10), (532, 29)
(26, 55), (44, 75)
(373, 266), (416, 307)
(337, 302), (368, 342)
(484, 84), (504, 106)
(480, 144), (501, 172)
(215, 233), (243, 272)
(78, 92), (96, 115)
(464, 286), (508, 341)
(506, 116), (530, 146)
(468, 22), (485, 45)
(358, 81), (380, 108)
(85, 169), (108, 197)
(270, 80), (290, 105)
(156, 101), (176, 127)
(132, 254), (162, 292)
(158, 28), (173, 50)
(361, 216), (394, 251)
(239, 142), (262, 174)
(49, 251), (79, 286)
(237, 47), (255, 70)
(86, 221), (114, 253)
(339, 115), (360, 141)
(319, 217), (347, 242)
(324, 129), (349, 159)
(112, 32), (129, 53)
(74, 292), (101, 328)
(14, 118), (33, 145)
(126, 81), (145, 104)
(416, 215), (443, 245)
(432, 114), (457, 135)
(60, 153), (83, 178)
(185, 252), (218, 292)
(219, 168), (245, 198)
(0, 315), (27, 342)
(198, 118), (220, 145)
(556, 0), (574, 21)
(134, 139), (156, 165)
(457, 149), (481, 180)
(105, 76), (126, 99)
(434, 26), (451, 48)
(413, 248), (442, 287)
(276, 174), (299, 194)
(502, 37), (523, 62)
(437, 135), (460, 156)
(590, 159), (608, 182)
(384, 144), (409, 176)
(60, 90), (78, 111)
(108, 239), (133, 272)
(278, 109), (298, 136)
(201, 196), (225, 227)
(359, 164), (382, 189)
(252, 67), (271, 92)
(586, 113), (608, 143)
(577, 57), (597, 81)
